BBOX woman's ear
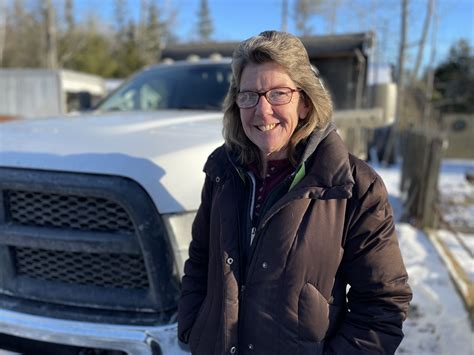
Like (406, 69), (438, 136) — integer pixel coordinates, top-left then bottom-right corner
(298, 92), (310, 120)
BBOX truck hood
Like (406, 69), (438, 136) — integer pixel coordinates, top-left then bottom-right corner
(0, 111), (224, 213)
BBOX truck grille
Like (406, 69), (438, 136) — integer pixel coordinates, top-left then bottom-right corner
(0, 168), (180, 323)
(14, 247), (149, 289)
(6, 190), (135, 234)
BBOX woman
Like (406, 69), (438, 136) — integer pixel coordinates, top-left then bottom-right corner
(178, 30), (412, 355)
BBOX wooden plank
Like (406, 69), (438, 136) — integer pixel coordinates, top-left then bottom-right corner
(427, 228), (474, 323)
(332, 108), (385, 128)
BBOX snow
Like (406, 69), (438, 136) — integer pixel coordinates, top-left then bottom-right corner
(373, 162), (474, 355)
(461, 231), (474, 256)
(438, 160), (474, 232)
(436, 230), (474, 281)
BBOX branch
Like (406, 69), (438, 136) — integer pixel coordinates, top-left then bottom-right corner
(410, 0), (434, 85)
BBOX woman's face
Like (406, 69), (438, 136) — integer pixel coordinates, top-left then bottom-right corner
(239, 62), (309, 162)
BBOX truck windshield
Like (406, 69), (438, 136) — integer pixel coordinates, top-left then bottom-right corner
(96, 63), (233, 112)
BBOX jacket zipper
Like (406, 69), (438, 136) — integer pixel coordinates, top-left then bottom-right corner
(237, 172), (257, 352)
(247, 172), (257, 222)
(250, 226), (257, 245)
(236, 161), (311, 351)
(240, 172), (256, 285)
(243, 171), (298, 275)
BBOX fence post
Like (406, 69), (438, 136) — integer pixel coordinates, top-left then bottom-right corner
(400, 128), (443, 228)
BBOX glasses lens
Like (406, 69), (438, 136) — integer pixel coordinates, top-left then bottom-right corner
(236, 92), (258, 108)
(267, 88), (292, 105)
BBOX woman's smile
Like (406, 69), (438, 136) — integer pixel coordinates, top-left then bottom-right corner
(256, 123), (278, 132)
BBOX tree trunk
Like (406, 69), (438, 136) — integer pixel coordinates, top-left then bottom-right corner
(281, 0), (288, 32)
(0, 0), (6, 65)
(423, 0), (438, 125)
(139, 0), (147, 58)
(382, 0), (408, 164)
(411, 0), (434, 85)
(43, 0), (58, 69)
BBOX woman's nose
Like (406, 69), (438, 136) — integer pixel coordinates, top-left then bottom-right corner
(255, 94), (273, 115)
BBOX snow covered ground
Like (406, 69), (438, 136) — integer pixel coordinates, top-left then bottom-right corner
(374, 161), (474, 355)
(438, 160), (474, 233)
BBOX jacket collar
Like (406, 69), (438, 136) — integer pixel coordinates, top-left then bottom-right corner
(296, 123), (355, 197)
(203, 122), (355, 198)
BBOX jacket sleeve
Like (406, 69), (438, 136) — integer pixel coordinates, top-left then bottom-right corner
(324, 174), (412, 355)
(177, 174), (213, 343)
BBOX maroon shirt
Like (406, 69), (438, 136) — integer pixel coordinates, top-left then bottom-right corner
(247, 159), (294, 219)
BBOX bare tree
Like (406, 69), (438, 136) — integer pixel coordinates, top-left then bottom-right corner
(0, 0), (6, 65)
(160, 3), (179, 45)
(58, 0), (88, 67)
(197, 0), (213, 42)
(383, 0), (408, 164)
(294, 0), (317, 36)
(143, 1), (162, 64)
(139, 0), (147, 38)
(114, 0), (128, 42)
(410, 0), (434, 85)
(321, 0), (345, 34)
(3, 0), (43, 67)
(65, 0), (74, 32)
(397, 0), (408, 121)
(43, 0), (58, 69)
(281, 0), (288, 32)
(423, 0), (438, 124)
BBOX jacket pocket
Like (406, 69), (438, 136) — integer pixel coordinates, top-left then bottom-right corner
(188, 298), (211, 353)
(298, 283), (329, 345)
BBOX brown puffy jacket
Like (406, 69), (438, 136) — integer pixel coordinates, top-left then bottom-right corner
(178, 125), (412, 355)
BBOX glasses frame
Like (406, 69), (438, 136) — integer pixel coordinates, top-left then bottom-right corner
(236, 87), (302, 109)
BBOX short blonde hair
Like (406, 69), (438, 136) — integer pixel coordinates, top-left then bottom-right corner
(223, 30), (333, 166)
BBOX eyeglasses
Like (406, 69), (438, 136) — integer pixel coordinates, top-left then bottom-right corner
(236, 87), (301, 109)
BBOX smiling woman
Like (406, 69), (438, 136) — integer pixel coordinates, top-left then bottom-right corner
(237, 62), (309, 169)
(178, 30), (412, 355)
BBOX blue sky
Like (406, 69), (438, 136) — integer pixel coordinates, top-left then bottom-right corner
(71, 0), (473, 68)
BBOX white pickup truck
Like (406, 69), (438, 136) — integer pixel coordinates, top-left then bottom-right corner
(0, 60), (233, 354)
(0, 58), (386, 354)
